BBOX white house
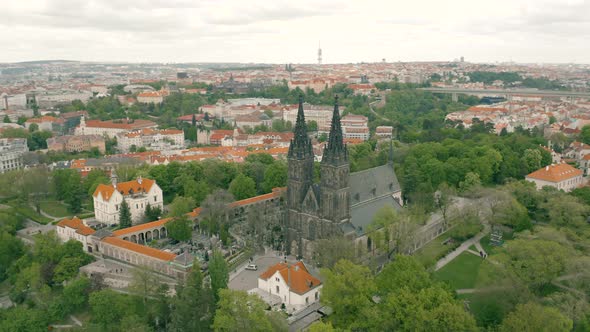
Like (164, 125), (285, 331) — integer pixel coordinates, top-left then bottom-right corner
(525, 163), (584, 192)
(93, 175), (163, 226)
(56, 217), (96, 252)
(257, 261), (322, 310)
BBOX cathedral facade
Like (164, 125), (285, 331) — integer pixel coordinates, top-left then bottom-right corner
(286, 97), (403, 258)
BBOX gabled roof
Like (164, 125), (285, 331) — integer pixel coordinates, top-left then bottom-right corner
(112, 217), (171, 237)
(526, 163), (583, 183)
(56, 217), (95, 236)
(93, 178), (156, 201)
(259, 261), (321, 295)
(102, 236), (176, 261)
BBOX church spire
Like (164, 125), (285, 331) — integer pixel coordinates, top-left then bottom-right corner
(288, 95), (312, 158)
(322, 96), (347, 164)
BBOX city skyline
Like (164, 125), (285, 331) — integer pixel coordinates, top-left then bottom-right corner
(2, 0), (589, 64)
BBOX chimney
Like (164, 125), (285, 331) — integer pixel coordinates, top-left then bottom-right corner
(137, 176), (142, 185)
(545, 166), (549, 171)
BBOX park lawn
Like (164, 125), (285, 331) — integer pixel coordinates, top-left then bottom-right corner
(6, 200), (53, 224)
(40, 200), (71, 218)
(414, 238), (457, 269)
(433, 252), (483, 290)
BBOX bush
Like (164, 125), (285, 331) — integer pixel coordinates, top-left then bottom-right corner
(448, 222), (483, 242)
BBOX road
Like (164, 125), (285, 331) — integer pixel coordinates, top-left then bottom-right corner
(369, 100), (389, 122)
(420, 87), (590, 98)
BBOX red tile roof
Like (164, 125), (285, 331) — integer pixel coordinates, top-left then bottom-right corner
(526, 163), (583, 182)
(56, 217), (95, 236)
(102, 236), (176, 261)
(259, 261), (321, 295)
(112, 217), (171, 237)
(93, 178), (155, 201)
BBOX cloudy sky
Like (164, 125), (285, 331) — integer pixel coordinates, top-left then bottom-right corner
(1, 0), (589, 64)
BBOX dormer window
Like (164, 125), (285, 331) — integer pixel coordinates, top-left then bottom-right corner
(355, 193), (360, 201)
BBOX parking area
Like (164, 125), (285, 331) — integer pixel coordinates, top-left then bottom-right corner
(228, 255), (288, 291)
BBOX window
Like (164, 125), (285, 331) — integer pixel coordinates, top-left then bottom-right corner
(315, 292), (319, 300)
(154, 195), (157, 202)
(305, 297), (309, 304)
(276, 286), (279, 294)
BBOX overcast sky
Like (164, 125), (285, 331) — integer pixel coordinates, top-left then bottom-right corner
(2, 0), (589, 64)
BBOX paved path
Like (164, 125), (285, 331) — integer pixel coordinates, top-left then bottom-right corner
(434, 224), (490, 272)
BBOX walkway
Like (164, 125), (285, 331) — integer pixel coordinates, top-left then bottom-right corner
(434, 224), (490, 272)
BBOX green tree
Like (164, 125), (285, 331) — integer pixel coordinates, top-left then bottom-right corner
(500, 302), (572, 332)
(229, 173), (257, 200)
(166, 216), (192, 242)
(313, 237), (357, 269)
(2, 115), (10, 123)
(167, 196), (196, 217)
(522, 148), (543, 173)
(0, 232), (24, 281)
(119, 198), (132, 228)
(89, 289), (129, 329)
(61, 276), (91, 314)
(144, 203), (162, 222)
(580, 125), (590, 145)
(209, 250), (229, 302)
(129, 265), (162, 304)
(169, 260), (215, 331)
(213, 289), (274, 332)
(502, 239), (570, 290)
(321, 260), (376, 329)
(262, 162), (287, 193)
(0, 307), (51, 332)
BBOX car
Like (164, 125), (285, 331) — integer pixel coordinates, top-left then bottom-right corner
(245, 264), (258, 271)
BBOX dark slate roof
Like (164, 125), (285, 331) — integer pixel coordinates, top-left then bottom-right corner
(349, 164), (400, 205)
(348, 163), (402, 236)
(351, 195), (401, 236)
(92, 229), (113, 239)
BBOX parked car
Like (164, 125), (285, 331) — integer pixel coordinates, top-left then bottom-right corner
(245, 264), (258, 271)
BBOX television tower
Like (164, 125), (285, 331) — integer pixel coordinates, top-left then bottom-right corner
(317, 41), (322, 65)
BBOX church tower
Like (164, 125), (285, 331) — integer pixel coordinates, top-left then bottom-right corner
(287, 96), (314, 211)
(320, 96), (350, 223)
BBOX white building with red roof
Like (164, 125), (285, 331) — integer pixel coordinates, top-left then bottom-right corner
(117, 128), (185, 153)
(93, 174), (163, 226)
(525, 163), (584, 192)
(257, 261), (322, 310)
(75, 116), (158, 138)
(56, 217), (96, 251)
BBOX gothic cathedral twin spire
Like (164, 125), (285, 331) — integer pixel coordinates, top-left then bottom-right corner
(287, 95), (350, 223)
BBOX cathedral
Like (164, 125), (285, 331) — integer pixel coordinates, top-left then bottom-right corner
(286, 96), (403, 258)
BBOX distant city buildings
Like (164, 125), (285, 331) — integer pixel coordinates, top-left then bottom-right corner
(75, 116), (158, 138)
(0, 138), (27, 173)
(47, 135), (106, 153)
(116, 128), (185, 153)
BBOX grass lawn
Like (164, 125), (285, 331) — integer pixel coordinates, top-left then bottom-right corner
(433, 252), (483, 290)
(40, 200), (71, 218)
(6, 200), (53, 224)
(414, 238), (457, 268)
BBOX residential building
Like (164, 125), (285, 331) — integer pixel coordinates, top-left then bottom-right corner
(93, 175), (164, 226)
(340, 114), (370, 141)
(56, 217), (96, 252)
(257, 261), (322, 310)
(0, 138), (27, 173)
(117, 128), (185, 153)
(137, 91), (165, 104)
(75, 116), (158, 138)
(525, 163), (584, 192)
(24, 116), (64, 132)
(376, 126), (394, 139)
(47, 135), (106, 153)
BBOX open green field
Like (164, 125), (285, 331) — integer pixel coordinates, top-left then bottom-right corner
(5, 200), (53, 224)
(433, 252), (484, 289)
(40, 200), (71, 218)
(414, 238), (459, 268)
